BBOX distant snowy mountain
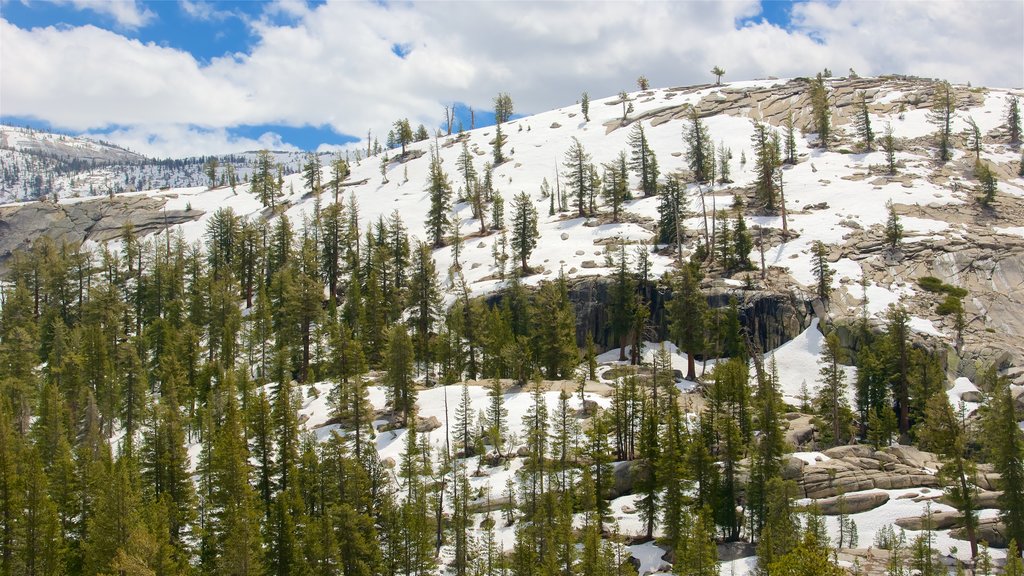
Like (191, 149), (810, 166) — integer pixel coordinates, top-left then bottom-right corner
(0, 124), (316, 203)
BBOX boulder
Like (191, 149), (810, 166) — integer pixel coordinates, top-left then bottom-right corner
(468, 495), (512, 514)
(895, 510), (962, 530)
(608, 461), (635, 499)
(812, 491), (890, 515)
(415, 415), (442, 433)
(951, 518), (1009, 548)
(782, 456), (806, 481)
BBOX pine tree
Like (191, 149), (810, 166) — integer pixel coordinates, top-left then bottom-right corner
(811, 240), (833, 301)
(853, 91), (874, 151)
(491, 192), (505, 230)
(883, 123), (898, 175)
(531, 275), (578, 379)
(717, 140), (733, 183)
(657, 177), (686, 261)
(668, 264), (706, 381)
(384, 325), (415, 426)
(810, 73), (831, 148)
(628, 123), (659, 197)
(210, 395), (265, 575)
(928, 81), (956, 162)
(783, 111), (798, 165)
(976, 160), (998, 207)
(485, 377), (507, 456)
(510, 192), (539, 273)
(886, 303), (912, 437)
(205, 157), (220, 188)
(884, 200), (903, 250)
(581, 92), (590, 122)
(1007, 95), (1022, 145)
(249, 389), (275, 520)
(563, 137), (593, 217)
(393, 119), (413, 157)
(967, 116), (983, 160)
(83, 454), (143, 576)
(330, 157), (349, 203)
(252, 150), (280, 209)
(494, 92), (514, 124)
(608, 244), (638, 362)
(425, 147), (452, 248)
(751, 119), (780, 211)
(732, 195), (752, 270)
(756, 478), (800, 573)
(493, 122), (505, 165)
(685, 108), (714, 183)
(919, 393), (980, 558)
(981, 370), (1024, 552)
(408, 241), (441, 381)
(602, 151), (629, 222)
(815, 331), (852, 447)
(303, 152), (323, 194)
(675, 505), (718, 576)
(711, 66), (725, 85)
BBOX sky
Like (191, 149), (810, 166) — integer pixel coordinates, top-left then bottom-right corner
(1, 0), (1022, 158)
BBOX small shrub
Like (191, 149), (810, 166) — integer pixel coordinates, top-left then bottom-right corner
(918, 276), (944, 293)
(936, 295), (963, 316)
(917, 276), (967, 298)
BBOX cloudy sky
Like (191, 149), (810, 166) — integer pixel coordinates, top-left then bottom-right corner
(1, 0), (1021, 158)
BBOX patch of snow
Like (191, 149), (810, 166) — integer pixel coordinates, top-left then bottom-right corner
(763, 319), (858, 406)
(791, 451), (832, 466)
(908, 316), (943, 337)
(946, 377), (981, 416)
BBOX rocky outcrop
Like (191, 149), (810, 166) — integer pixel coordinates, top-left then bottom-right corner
(812, 491), (890, 515)
(0, 195), (203, 274)
(562, 277), (812, 358)
(830, 187), (1024, 387)
(951, 518), (1010, 548)
(793, 445), (943, 499)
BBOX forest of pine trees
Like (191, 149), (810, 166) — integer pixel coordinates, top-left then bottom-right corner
(1, 76), (1023, 576)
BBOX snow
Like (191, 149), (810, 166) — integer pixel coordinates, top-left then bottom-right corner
(908, 315), (943, 337)
(813, 487), (1007, 565)
(791, 451), (832, 465)
(847, 281), (917, 318)
(763, 319), (858, 406)
(946, 377), (981, 416)
(995, 226), (1024, 237)
(628, 541), (670, 575)
(718, 556), (758, 576)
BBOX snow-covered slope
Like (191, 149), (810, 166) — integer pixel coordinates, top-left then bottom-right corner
(149, 77), (1023, 342)
(0, 124), (317, 202)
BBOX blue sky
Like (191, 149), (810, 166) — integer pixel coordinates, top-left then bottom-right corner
(1, 0), (1020, 157)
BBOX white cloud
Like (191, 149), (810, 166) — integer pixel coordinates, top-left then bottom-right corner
(88, 124), (299, 158)
(2, 1), (1021, 157)
(179, 0), (234, 22)
(53, 0), (155, 28)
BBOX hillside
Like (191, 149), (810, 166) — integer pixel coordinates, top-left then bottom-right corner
(0, 124), (315, 203)
(2, 75), (1024, 575)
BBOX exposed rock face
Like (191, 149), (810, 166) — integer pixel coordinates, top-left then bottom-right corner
(622, 76), (973, 136)
(563, 277), (812, 358)
(793, 445), (943, 499)
(830, 189), (1024, 387)
(0, 195), (203, 274)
